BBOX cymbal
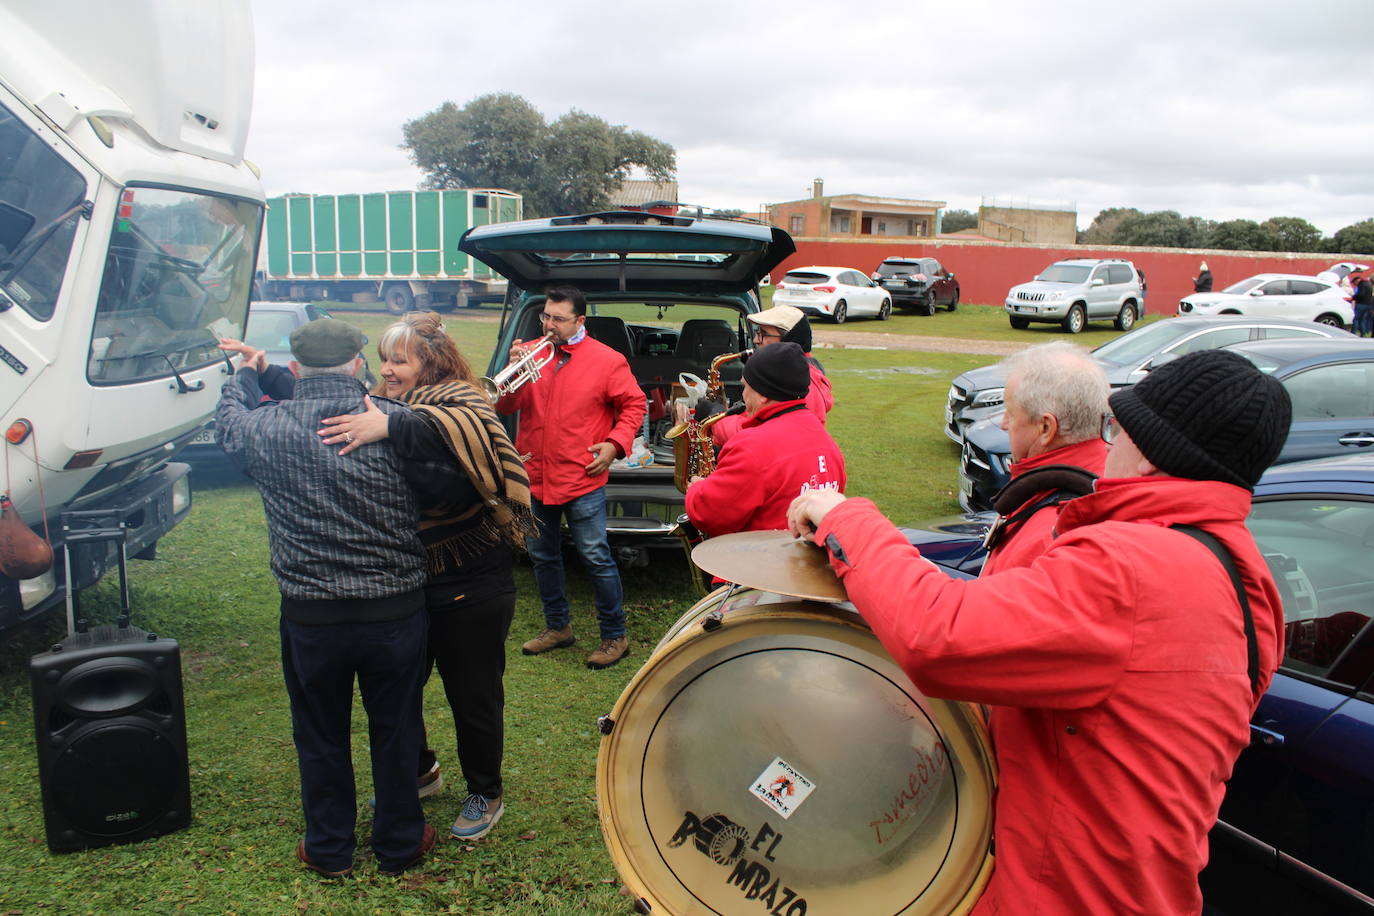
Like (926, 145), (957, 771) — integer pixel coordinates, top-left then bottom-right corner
(691, 530), (847, 602)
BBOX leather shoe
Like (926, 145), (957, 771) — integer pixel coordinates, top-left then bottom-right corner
(377, 823), (437, 877)
(297, 840), (353, 878)
(521, 626), (575, 655)
(586, 636), (630, 670)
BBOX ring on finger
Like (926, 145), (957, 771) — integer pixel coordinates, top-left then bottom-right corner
(344, 432), (354, 444)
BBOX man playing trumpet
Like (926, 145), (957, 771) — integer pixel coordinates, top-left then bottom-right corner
(685, 342), (845, 537)
(494, 285), (645, 670)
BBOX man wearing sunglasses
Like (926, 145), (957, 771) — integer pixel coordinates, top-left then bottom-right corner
(788, 349), (1291, 915)
(495, 285), (645, 670)
(981, 341), (1109, 574)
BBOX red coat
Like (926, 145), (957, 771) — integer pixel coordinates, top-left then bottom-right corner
(981, 438), (1107, 576)
(686, 401), (845, 536)
(711, 362), (833, 446)
(815, 477), (1284, 916)
(495, 335), (645, 505)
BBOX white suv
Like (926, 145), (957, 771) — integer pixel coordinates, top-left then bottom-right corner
(1005, 258), (1144, 334)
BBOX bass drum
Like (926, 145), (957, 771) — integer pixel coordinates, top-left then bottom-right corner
(597, 588), (996, 915)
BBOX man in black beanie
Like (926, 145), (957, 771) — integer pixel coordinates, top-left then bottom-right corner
(685, 342), (845, 536)
(786, 349), (1290, 914)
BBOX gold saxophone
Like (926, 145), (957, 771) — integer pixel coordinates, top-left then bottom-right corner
(666, 348), (751, 594)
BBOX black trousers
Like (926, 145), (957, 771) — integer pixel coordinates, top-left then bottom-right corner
(280, 609), (428, 872)
(418, 589), (516, 799)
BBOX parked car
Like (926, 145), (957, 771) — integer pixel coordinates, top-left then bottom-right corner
(1178, 274), (1353, 328)
(871, 256), (959, 315)
(946, 316), (1353, 445)
(182, 302), (373, 464)
(954, 322), (1366, 511)
(458, 209), (793, 557)
(909, 453), (1374, 913)
(771, 265), (890, 323)
(1316, 261), (1371, 285)
(1004, 258), (1143, 334)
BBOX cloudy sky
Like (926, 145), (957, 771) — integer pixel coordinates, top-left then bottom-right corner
(248, 0), (1372, 234)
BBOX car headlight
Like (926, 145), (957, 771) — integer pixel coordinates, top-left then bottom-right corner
(971, 388), (1005, 408)
(1049, 291), (1066, 301)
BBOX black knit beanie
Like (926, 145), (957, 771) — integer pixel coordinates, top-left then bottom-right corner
(743, 341), (810, 401)
(782, 315), (813, 353)
(1108, 349), (1291, 490)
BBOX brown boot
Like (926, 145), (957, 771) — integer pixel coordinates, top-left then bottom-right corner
(586, 636), (630, 670)
(521, 626), (575, 656)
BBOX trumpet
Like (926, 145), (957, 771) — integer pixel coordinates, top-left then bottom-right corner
(479, 332), (558, 403)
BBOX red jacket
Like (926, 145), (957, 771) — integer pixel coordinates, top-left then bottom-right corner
(495, 335), (645, 505)
(981, 438), (1107, 575)
(711, 362), (833, 446)
(815, 477), (1284, 916)
(686, 401), (845, 536)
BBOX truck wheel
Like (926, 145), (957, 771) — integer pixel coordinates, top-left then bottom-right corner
(1009, 316), (1030, 330)
(384, 284), (415, 315)
(1062, 304), (1086, 334)
(1114, 302), (1137, 331)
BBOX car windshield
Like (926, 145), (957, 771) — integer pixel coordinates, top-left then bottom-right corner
(1038, 264), (1091, 283)
(1222, 278), (1264, 295)
(88, 186), (262, 384)
(782, 271), (829, 284)
(1091, 321), (1196, 367)
(877, 262), (920, 277)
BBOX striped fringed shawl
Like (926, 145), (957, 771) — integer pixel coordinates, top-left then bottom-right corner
(402, 380), (536, 574)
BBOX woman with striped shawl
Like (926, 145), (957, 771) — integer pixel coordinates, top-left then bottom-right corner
(319, 311), (535, 843)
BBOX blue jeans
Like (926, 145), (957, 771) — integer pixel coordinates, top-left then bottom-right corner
(280, 608), (428, 872)
(1356, 304), (1373, 337)
(526, 489), (625, 639)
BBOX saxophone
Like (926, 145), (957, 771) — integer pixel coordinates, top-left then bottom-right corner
(667, 348), (751, 595)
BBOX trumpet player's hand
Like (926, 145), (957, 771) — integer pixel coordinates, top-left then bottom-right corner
(787, 490), (848, 543)
(318, 395), (389, 456)
(585, 441), (617, 476)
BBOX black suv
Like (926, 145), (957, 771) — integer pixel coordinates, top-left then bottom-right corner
(873, 257), (960, 315)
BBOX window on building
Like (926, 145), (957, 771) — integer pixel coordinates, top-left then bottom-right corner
(790, 215), (804, 235)
(835, 215), (851, 233)
(878, 220), (888, 233)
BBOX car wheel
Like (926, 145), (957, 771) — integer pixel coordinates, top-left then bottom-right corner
(832, 301), (847, 324)
(1114, 302), (1137, 331)
(947, 289), (959, 311)
(1062, 304), (1086, 334)
(1315, 313), (1345, 328)
(878, 298), (891, 321)
(922, 292), (938, 316)
(1009, 316), (1030, 330)
(384, 283), (415, 315)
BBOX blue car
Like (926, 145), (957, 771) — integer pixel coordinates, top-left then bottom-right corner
(912, 454), (1374, 911)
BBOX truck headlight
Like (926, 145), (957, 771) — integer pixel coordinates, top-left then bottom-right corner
(171, 474), (191, 516)
(20, 568), (56, 611)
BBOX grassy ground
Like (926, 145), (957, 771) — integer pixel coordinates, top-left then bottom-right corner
(0, 307), (1106, 914)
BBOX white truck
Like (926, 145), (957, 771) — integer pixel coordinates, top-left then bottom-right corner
(0, 0), (265, 633)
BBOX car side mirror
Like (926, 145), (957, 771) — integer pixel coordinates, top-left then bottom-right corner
(1143, 352), (1181, 372)
(870, 272), (880, 281)
(946, 272), (955, 280)
(1091, 278), (1105, 287)
(1249, 288), (1264, 296)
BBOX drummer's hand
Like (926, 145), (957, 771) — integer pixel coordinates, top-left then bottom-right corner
(318, 395), (389, 455)
(788, 490), (848, 542)
(585, 441), (616, 475)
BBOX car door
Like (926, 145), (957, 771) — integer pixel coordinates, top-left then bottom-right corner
(927, 259), (951, 303)
(1086, 264), (1113, 317)
(1249, 279), (1292, 318)
(1277, 361), (1374, 462)
(1202, 493), (1374, 914)
(843, 270), (879, 315)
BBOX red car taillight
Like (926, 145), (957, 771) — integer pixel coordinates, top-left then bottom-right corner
(813, 285), (836, 293)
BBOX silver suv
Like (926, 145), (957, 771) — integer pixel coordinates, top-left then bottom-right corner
(1005, 258), (1144, 334)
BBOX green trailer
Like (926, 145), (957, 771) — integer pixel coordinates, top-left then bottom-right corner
(261, 188), (522, 312)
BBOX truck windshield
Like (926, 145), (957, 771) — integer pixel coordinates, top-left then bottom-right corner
(0, 102), (87, 321)
(89, 186), (262, 384)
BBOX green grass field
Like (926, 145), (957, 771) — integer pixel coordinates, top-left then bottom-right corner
(0, 306), (1130, 914)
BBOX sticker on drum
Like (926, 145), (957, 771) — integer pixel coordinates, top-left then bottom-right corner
(597, 594), (996, 915)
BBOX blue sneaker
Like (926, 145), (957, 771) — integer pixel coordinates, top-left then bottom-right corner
(450, 793), (503, 840)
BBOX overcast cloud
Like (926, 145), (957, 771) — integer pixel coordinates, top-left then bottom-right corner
(248, 0), (1373, 234)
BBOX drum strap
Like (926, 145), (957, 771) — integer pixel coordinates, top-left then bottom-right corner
(1172, 524), (1261, 702)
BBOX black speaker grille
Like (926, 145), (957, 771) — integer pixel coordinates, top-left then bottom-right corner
(50, 720), (181, 837)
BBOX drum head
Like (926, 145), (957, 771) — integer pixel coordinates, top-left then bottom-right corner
(692, 531), (846, 603)
(598, 595), (995, 915)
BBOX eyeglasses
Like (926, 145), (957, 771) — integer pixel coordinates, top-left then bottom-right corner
(752, 327), (783, 340)
(540, 312), (577, 325)
(1100, 413), (1121, 444)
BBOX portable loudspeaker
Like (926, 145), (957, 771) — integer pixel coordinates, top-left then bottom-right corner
(30, 623), (192, 853)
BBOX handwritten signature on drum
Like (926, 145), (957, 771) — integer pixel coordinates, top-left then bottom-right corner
(868, 742), (950, 845)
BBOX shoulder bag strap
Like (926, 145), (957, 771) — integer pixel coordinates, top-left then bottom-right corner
(1172, 524), (1260, 700)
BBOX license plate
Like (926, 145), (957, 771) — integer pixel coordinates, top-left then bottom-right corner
(958, 471), (974, 498)
(191, 429), (216, 445)
(1016, 305), (1036, 314)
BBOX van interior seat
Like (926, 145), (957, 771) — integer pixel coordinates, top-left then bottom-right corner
(583, 316), (635, 361)
(674, 319), (737, 364)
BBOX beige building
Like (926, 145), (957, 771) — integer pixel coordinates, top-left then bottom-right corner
(610, 179), (680, 212)
(768, 179), (946, 239)
(978, 200), (1078, 245)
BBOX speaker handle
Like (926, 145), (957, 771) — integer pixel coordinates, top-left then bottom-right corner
(60, 510), (132, 635)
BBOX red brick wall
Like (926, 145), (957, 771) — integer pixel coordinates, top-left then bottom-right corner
(775, 239), (1345, 315)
